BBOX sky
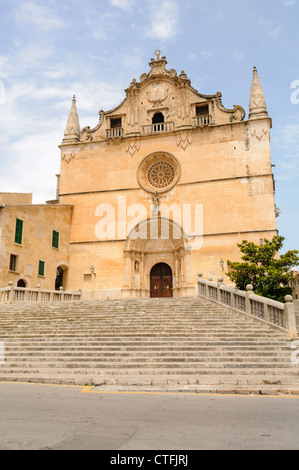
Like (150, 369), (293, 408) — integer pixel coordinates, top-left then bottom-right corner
(0, 0), (298, 255)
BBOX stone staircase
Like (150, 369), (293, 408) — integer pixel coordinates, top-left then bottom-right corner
(0, 297), (298, 394)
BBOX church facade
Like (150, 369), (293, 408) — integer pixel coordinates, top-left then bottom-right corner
(0, 54), (278, 299)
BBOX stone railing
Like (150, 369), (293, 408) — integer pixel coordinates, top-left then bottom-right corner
(0, 283), (82, 303)
(197, 274), (298, 339)
(192, 115), (212, 127)
(141, 122), (174, 135)
(106, 128), (124, 139)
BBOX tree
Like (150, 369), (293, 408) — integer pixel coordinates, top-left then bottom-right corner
(226, 236), (299, 302)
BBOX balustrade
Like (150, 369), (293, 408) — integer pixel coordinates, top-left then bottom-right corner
(193, 115), (212, 127)
(141, 122), (174, 135)
(0, 285), (82, 303)
(106, 128), (123, 139)
(197, 274), (297, 338)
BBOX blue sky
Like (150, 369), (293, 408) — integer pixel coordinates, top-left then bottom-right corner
(0, 0), (298, 254)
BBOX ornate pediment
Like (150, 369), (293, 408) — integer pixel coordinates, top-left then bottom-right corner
(140, 51), (178, 82)
(126, 51), (190, 93)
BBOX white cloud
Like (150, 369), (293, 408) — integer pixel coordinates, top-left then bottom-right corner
(272, 120), (299, 180)
(146, 0), (179, 40)
(109, 0), (134, 9)
(0, 130), (62, 203)
(0, 75), (126, 203)
(14, 1), (64, 31)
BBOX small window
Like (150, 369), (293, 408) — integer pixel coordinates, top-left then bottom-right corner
(196, 104), (209, 117)
(110, 118), (122, 129)
(38, 260), (45, 277)
(15, 219), (23, 245)
(52, 230), (59, 249)
(152, 112), (164, 124)
(9, 254), (18, 272)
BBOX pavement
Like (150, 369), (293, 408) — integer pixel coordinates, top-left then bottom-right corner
(0, 381), (299, 450)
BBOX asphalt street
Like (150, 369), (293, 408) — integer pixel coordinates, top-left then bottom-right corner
(0, 382), (299, 451)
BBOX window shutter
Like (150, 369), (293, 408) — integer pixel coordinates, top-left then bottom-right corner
(15, 219), (23, 244)
(38, 260), (45, 276)
(52, 230), (59, 248)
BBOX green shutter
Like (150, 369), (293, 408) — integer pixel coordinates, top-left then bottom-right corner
(15, 219), (23, 244)
(52, 230), (59, 248)
(38, 260), (45, 276)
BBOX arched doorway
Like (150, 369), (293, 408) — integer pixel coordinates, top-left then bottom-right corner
(55, 267), (64, 291)
(17, 279), (26, 288)
(150, 263), (173, 298)
(124, 217), (190, 298)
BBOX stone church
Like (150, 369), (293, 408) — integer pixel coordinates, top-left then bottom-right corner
(0, 53), (278, 299)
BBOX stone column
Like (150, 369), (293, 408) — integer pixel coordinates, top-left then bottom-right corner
(140, 253), (145, 290)
(131, 251), (135, 289)
(285, 295), (298, 339)
(180, 250), (185, 287)
(246, 285), (254, 315)
(175, 253), (179, 288)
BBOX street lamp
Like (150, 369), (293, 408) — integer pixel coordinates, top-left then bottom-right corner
(219, 259), (224, 271)
(90, 266), (96, 275)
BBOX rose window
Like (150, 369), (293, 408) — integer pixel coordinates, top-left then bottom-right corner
(147, 162), (175, 189)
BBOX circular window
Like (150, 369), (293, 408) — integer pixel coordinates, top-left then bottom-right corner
(137, 152), (181, 194)
(148, 161), (175, 189)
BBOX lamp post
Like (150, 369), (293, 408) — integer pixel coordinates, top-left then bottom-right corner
(90, 266), (96, 275)
(90, 266), (96, 300)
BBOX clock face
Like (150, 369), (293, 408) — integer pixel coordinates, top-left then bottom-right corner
(147, 84), (168, 103)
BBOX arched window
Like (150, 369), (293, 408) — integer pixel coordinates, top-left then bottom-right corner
(17, 279), (26, 288)
(152, 112), (164, 124)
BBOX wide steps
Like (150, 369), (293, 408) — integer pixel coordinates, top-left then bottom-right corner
(0, 297), (298, 392)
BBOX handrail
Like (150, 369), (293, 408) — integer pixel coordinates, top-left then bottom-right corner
(197, 274), (298, 338)
(106, 128), (123, 139)
(0, 284), (82, 303)
(193, 115), (212, 127)
(141, 122), (174, 135)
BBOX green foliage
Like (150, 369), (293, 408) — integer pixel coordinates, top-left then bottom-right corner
(226, 236), (299, 302)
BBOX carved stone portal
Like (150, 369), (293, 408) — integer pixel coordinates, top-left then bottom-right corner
(123, 217), (192, 298)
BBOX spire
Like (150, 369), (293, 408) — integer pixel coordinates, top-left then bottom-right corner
(249, 66), (268, 120)
(63, 95), (81, 142)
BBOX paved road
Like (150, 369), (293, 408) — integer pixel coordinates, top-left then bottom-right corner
(0, 382), (299, 451)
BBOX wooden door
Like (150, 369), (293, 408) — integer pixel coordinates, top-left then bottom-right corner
(150, 263), (173, 298)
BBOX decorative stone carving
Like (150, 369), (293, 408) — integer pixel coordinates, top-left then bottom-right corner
(148, 162), (175, 189)
(63, 96), (81, 143)
(177, 131), (192, 151)
(137, 152), (181, 194)
(250, 128), (269, 141)
(125, 139), (141, 157)
(62, 152), (76, 164)
(249, 67), (268, 120)
(147, 83), (168, 107)
(140, 53), (178, 83)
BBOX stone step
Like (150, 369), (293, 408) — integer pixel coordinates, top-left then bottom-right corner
(1, 360), (294, 368)
(5, 343), (291, 354)
(0, 296), (297, 392)
(0, 371), (297, 386)
(0, 366), (298, 376)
